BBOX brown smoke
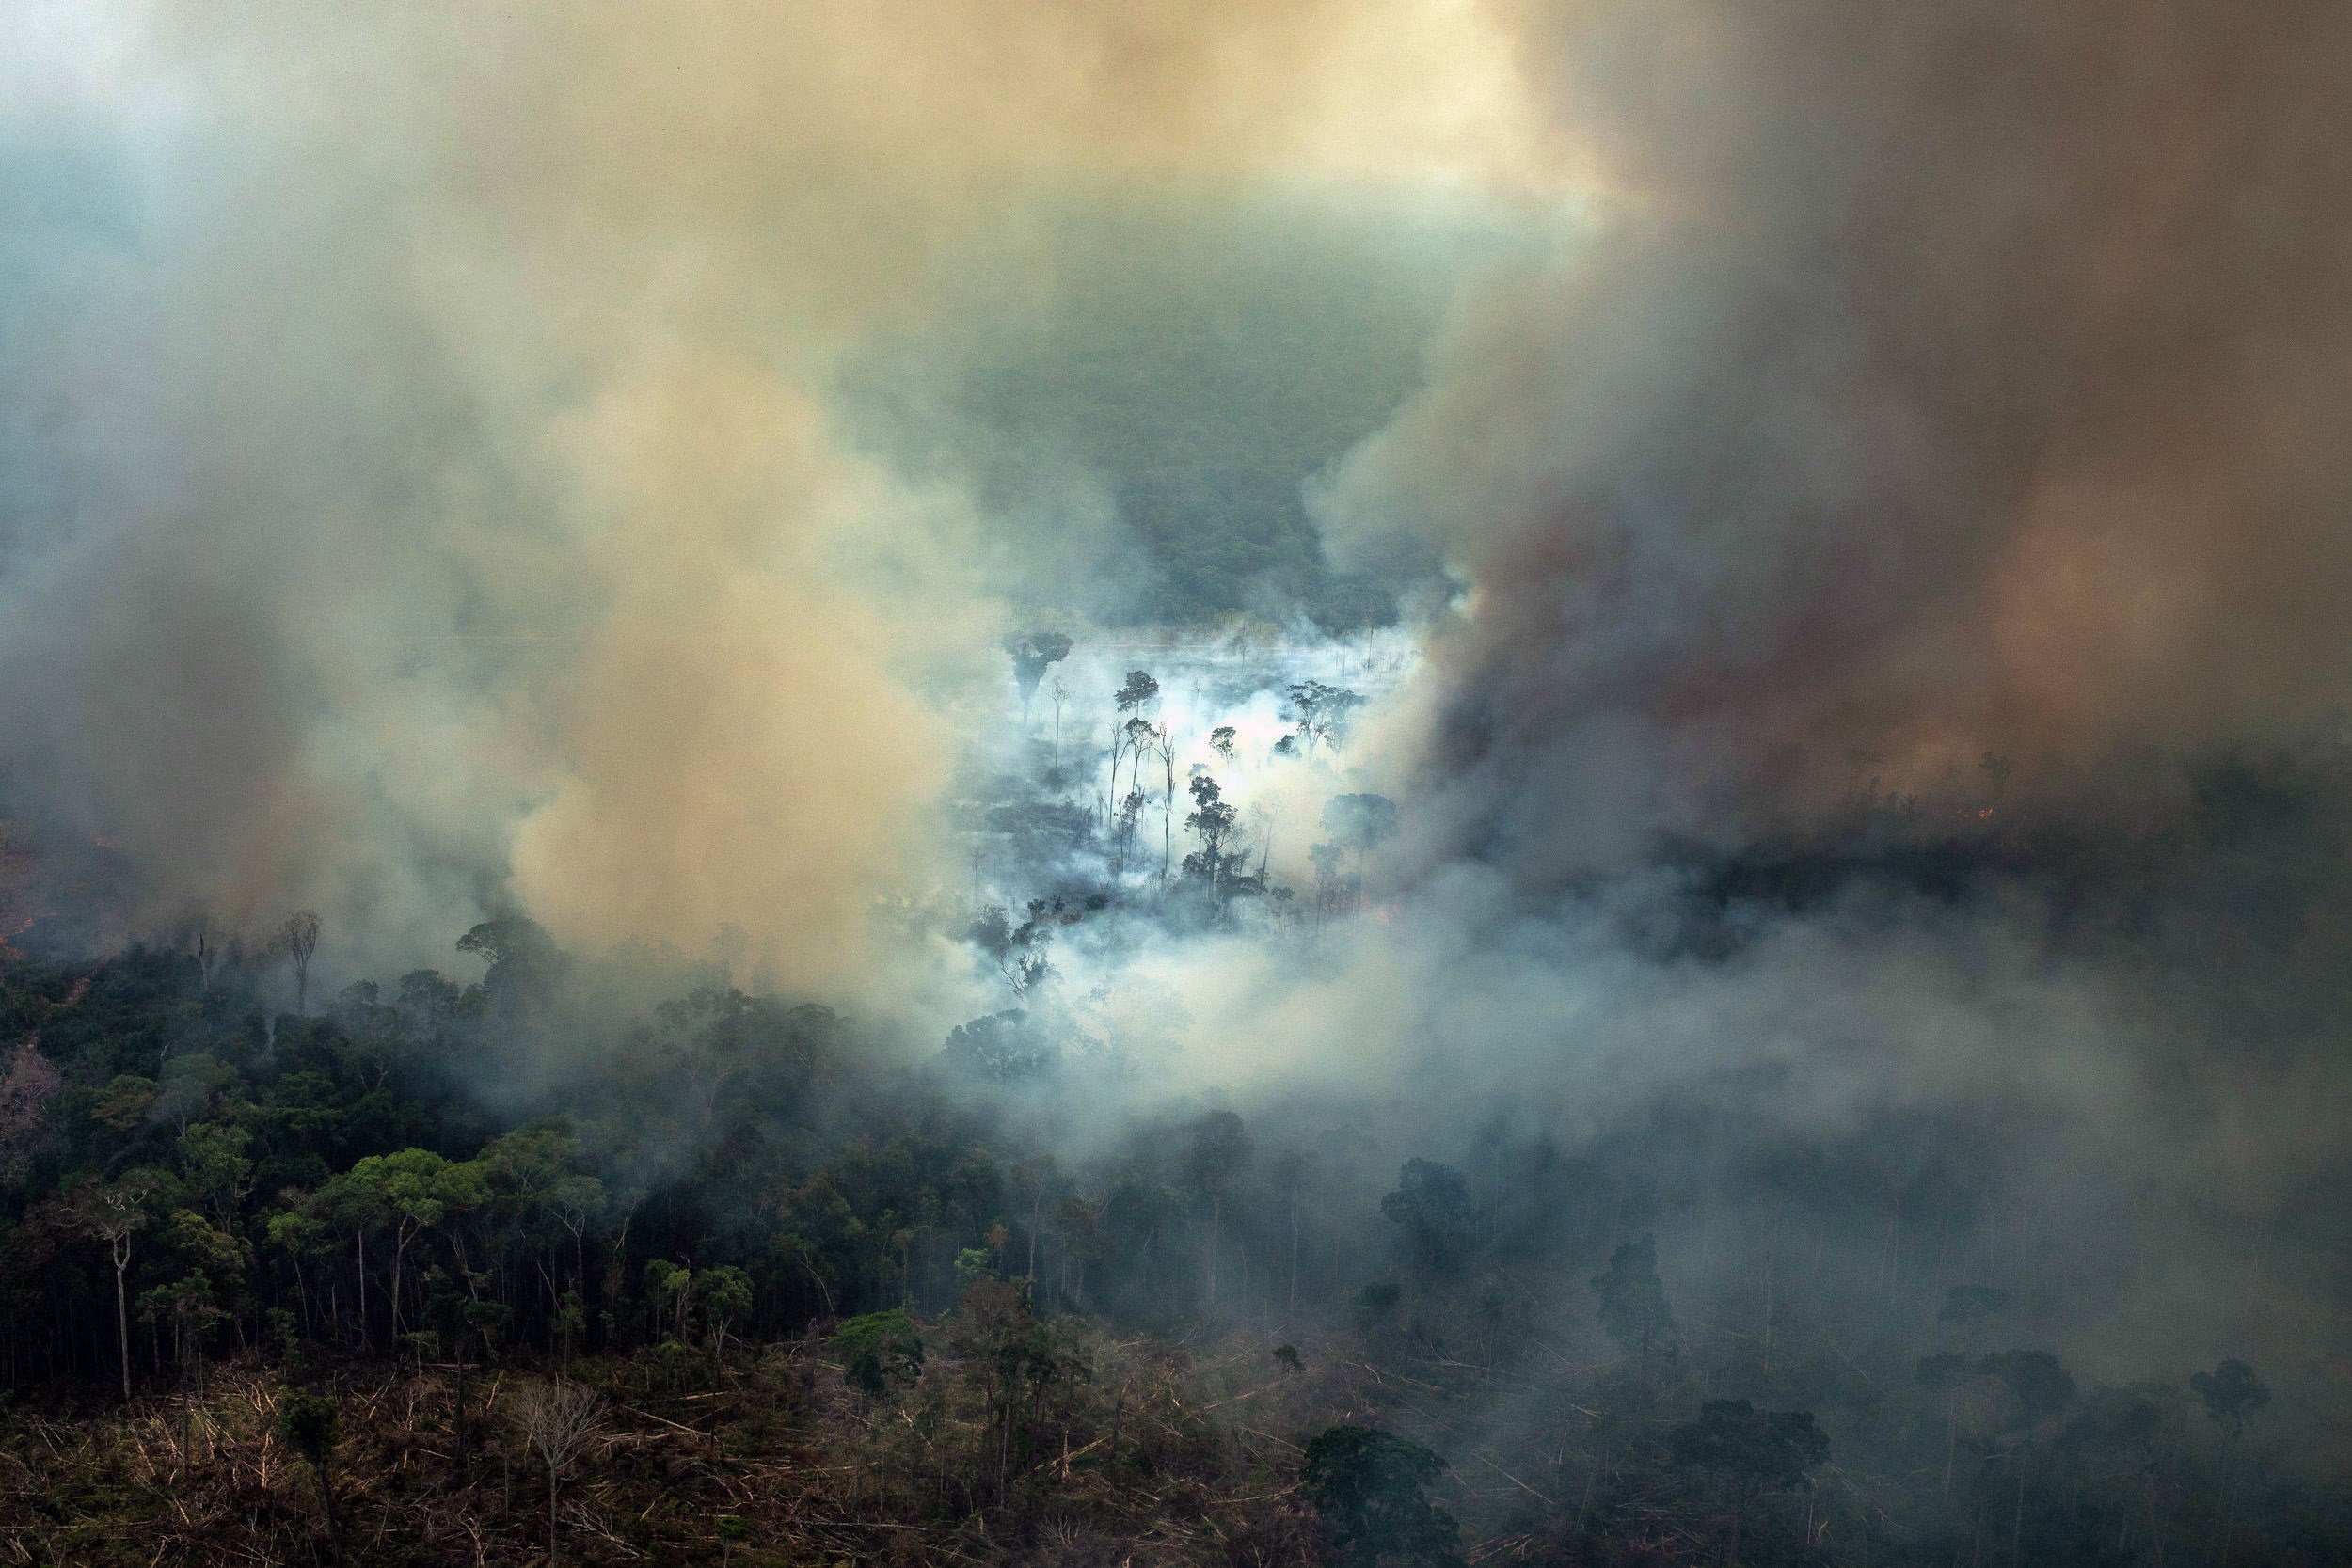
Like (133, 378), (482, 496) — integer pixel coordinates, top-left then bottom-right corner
(0, 0), (1554, 987)
(1319, 0), (2352, 876)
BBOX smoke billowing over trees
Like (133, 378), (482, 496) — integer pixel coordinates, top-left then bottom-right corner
(3, 0), (2350, 1563)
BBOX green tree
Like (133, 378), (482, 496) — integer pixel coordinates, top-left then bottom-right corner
(1979, 1348), (2075, 1430)
(177, 1121), (254, 1230)
(1300, 1424), (1462, 1568)
(1349, 1280), (1403, 1339)
(650, 987), (821, 1130)
(276, 1391), (341, 1550)
(2191, 1357), (2271, 1439)
(1285, 680), (1366, 761)
(1591, 1233), (1677, 1382)
(479, 1122), (607, 1296)
(89, 1073), (159, 1132)
(950, 1279), (1073, 1501)
(2193, 1358), (2271, 1567)
(1668, 1400), (1830, 1566)
(1184, 772), (1243, 901)
(272, 909), (323, 1016)
(264, 1200), (329, 1346)
(424, 1267), (506, 1472)
(141, 1266), (228, 1452)
(455, 915), (563, 1011)
(701, 1264), (753, 1370)
(1107, 669), (1161, 814)
(645, 1259), (695, 1346)
(1380, 1159), (1477, 1275)
(833, 1307), (925, 1400)
(1005, 631), (1073, 727)
(325, 1149), (487, 1344)
(1050, 1194), (1111, 1309)
(73, 1172), (160, 1404)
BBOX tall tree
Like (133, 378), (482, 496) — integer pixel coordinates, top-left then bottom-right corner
(327, 1149), (487, 1343)
(1107, 669), (1161, 816)
(1286, 680), (1366, 760)
(1380, 1159), (1477, 1275)
(74, 1172), (158, 1403)
(1004, 631), (1073, 728)
(276, 1393), (341, 1553)
(1185, 1111), (1254, 1306)
(479, 1123), (607, 1298)
(1321, 794), (1398, 911)
(1184, 773), (1242, 903)
(1668, 1400), (1830, 1566)
(1150, 723), (1177, 883)
(1592, 1233), (1677, 1383)
(833, 1308), (924, 1401)
(1300, 1425), (1462, 1568)
(1269, 1148), (1315, 1311)
(512, 1380), (603, 1565)
(273, 909), (324, 1016)
(1915, 1352), (1974, 1500)
(2193, 1358), (2271, 1568)
(700, 1265), (753, 1371)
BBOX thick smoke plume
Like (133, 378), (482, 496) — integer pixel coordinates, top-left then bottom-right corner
(0, 0), (1548, 987)
(1323, 0), (2352, 872)
(1264, 0), (2352, 1416)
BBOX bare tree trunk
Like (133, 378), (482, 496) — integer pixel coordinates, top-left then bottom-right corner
(113, 1239), (131, 1404)
(1161, 736), (1175, 885)
(453, 1337), (469, 1475)
(390, 1227), (408, 1343)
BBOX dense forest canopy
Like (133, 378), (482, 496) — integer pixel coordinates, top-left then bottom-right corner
(4, 1), (2351, 1565)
